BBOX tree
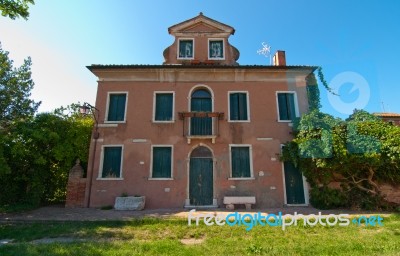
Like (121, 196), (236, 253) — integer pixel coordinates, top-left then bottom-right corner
(282, 109), (400, 209)
(0, 104), (93, 206)
(0, 0), (34, 20)
(0, 44), (40, 130)
(0, 43), (40, 182)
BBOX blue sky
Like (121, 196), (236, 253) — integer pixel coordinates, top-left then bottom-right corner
(1, 0), (399, 118)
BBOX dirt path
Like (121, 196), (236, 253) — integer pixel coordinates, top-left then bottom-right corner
(1, 205), (391, 222)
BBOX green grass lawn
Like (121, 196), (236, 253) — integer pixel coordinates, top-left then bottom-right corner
(0, 214), (399, 256)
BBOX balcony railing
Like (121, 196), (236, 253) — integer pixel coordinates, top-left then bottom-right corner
(178, 112), (224, 144)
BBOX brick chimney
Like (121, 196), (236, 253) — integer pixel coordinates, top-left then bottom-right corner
(273, 50), (286, 66)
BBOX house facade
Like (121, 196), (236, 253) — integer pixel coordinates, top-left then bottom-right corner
(373, 112), (400, 126)
(82, 13), (317, 209)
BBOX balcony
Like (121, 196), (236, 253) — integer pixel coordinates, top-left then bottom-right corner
(178, 112), (224, 144)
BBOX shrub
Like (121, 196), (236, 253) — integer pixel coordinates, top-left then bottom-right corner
(310, 186), (347, 209)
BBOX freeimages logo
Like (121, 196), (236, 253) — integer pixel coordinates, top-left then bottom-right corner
(187, 210), (383, 231)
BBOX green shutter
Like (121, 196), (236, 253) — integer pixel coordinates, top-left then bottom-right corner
(108, 94), (126, 121)
(152, 147), (172, 178)
(278, 93), (288, 120)
(231, 147), (251, 178)
(230, 93), (248, 120)
(155, 94), (173, 121)
(238, 93), (248, 120)
(102, 147), (122, 178)
(230, 93), (238, 120)
(287, 93), (296, 120)
(190, 94), (212, 135)
(278, 93), (296, 121)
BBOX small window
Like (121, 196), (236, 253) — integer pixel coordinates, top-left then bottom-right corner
(277, 92), (297, 121)
(152, 146), (172, 178)
(101, 146), (122, 178)
(209, 39), (224, 59)
(178, 39), (193, 59)
(154, 92), (174, 122)
(229, 92), (249, 121)
(230, 146), (252, 178)
(107, 93), (127, 122)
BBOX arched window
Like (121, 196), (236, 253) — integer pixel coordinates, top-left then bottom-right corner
(190, 89), (212, 135)
(191, 89), (212, 112)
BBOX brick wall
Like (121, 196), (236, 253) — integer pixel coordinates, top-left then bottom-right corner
(327, 181), (400, 205)
(65, 160), (87, 208)
(379, 184), (400, 205)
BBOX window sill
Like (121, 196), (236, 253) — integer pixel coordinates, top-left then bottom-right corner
(148, 178), (174, 181)
(277, 120), (293, 123)
(208, 57), (225, 60)
(98, 123), (118, 128)
(228, 120), (250, 123)
(228, 177), (255, 181)
(178, 57), (194, 60)
(104, 121), (126, 124)
(152, 121), (175, 124)
(97, 178), (124, 181)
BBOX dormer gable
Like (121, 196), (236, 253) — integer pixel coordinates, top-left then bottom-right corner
(163, 13), (239, 65)
(168, 12), (235, 36)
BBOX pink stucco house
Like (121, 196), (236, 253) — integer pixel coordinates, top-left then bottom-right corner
(77, 13), (318, 209)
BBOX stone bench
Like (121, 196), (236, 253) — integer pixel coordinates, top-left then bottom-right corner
(114, 196), (145, 210)
(223, 196), (256, 210)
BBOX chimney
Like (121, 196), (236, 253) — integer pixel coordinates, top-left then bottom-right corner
(273, 50), (286, 66)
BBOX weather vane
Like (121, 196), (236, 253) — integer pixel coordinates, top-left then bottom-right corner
(257, 42), (272, 65)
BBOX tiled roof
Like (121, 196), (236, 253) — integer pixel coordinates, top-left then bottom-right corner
(87, 64), (318, 71)
(373, 112), (400, 117)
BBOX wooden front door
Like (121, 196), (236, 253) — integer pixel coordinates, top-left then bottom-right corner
(284, 162), (305, 204)
(189, 146), (213, 205)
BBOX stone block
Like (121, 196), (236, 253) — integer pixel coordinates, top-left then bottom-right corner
(114, 196), (145, 211)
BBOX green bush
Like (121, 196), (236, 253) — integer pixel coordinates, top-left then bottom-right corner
(310, 186), (347, 209)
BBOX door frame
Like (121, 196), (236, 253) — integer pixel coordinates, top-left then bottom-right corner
(185, 143), (217, 208)
(280, 145), (309, 206)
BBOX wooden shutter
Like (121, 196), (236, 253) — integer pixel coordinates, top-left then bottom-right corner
(108, 94), (126, 121)
(231, 147), (251, 177)
(230, 93), (247, 120)
(287, 93), (296, 120)
(102, 147), (122, 178)
(152, 147), (172, 178)
(278, 93), (289, 120)
(155, 94), (173, 121)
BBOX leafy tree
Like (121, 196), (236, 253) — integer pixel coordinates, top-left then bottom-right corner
(283, 109), (400, 209)
(0, 104), (93, 206)
(0, 0), (34, 20)
(0, 43), (40, 182)
(0, 44), (40, 130)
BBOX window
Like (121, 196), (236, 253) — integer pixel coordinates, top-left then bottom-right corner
(107, 93), (127, 122)
(277, 92), (298, 121)
(230, 145), (252, 178)
(190, 89), (212, 136)
(229, 92), (249, 121)
(151, 146), (172, 178)
(209, 39), (224, 59)
(178, 39), (194, 59)
(154, 92), (174, 122)
(100, 146), (123, 178)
